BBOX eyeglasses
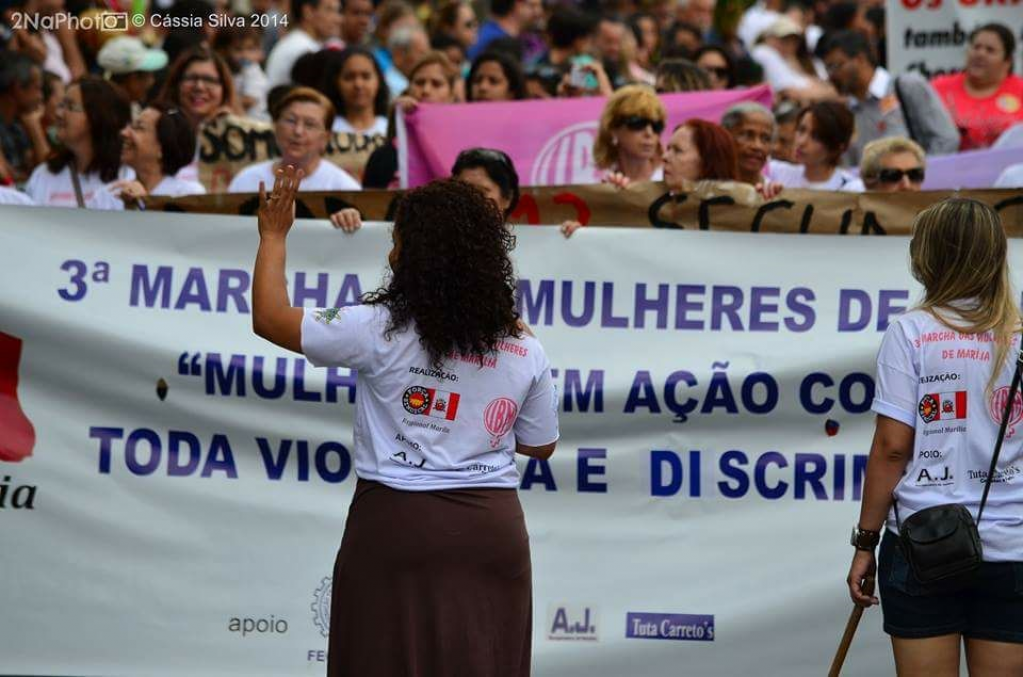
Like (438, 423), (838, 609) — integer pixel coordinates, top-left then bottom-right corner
(57, 99), (85, 113)
(619, 116), (665, 134)
(876, 167), (925, 183)
(279, 116), (325, 132)
(181, 74), (223, 88)
(703, 66), (730, 80)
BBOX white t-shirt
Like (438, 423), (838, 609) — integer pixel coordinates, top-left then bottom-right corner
(0, 186), (35, 205)
(301, 304), (560, 491)
(766, 159), (856, 191)
(995, 163), (1023, 188)
(737, 3), (781, 48)
(25, 163), (134, 208)
(227, 159), (361, 192)
(872, 308), (1023, 562)
(88, 175), (207, 210)
(751, 44), (812, 93)
(332, 115), (388, 137)
(237, 61), (271, 120)
(265, 28), (322, 88)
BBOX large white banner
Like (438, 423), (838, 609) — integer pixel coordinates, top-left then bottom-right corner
(6, 205), (1012, 676)
(887, 0), (1023, 77)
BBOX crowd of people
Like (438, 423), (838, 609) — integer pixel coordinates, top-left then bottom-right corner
(1, 0), (1022, 211)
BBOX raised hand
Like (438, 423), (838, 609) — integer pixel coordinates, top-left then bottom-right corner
(258, 165), (304, 240)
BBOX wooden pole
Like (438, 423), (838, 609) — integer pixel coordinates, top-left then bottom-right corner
(828, 576), (876, 677)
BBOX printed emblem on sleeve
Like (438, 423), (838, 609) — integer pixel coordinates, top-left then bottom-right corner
(313, 308), (344, 325)
(988, 386), (1023, 440)
(918, 391), (966, 424)
(484, 397), (519, 448)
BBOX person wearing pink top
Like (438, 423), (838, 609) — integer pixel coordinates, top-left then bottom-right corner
(932, 23), (1023, 151)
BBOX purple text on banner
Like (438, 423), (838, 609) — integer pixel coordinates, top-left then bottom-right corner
(400, 86), (773, 188)
(625, 612), (716, 641)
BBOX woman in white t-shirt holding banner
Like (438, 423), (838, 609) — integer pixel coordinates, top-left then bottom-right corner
(25, 77), (132, 208)
(89, 104), (206, 210)
(252, 166), (558, 676)
(848, 198), (1023, 674)
(228, 87), (361, 198)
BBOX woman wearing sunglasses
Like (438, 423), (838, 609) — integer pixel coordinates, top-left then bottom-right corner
(843, 137), (927, 193)
(693, 45), (736, 91)
(593, 84), (666, 185)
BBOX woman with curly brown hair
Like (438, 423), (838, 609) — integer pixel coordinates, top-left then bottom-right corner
(252, 166), (559, 677)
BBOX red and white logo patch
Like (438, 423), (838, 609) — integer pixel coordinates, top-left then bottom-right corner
(989, 386), (1023, 439)
(918, 391), (967, 423)
(484, 397), (518, 447)
(402, 385), (461, 421)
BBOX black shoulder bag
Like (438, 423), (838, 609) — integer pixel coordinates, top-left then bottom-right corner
(894, 346), (1023, 586)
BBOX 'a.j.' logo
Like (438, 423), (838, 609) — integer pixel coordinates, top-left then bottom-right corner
(918, 391), (967, 424)
(402, 385), (461, 420)
(0, 331), (36, 462)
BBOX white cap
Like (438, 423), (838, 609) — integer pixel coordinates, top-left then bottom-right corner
(762, 17), (803, 40)
(97, 36), (169, 75)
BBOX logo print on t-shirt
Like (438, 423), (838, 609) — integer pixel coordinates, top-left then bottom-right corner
(988, 386), (1023, 439)
(484, 397), (519, 448)
(918, 391), (967, 423)
(996, 94), (1020, 114)
(402, 385), (461, 421)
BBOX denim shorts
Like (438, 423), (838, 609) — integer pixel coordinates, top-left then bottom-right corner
(878, 530), (1023, 643)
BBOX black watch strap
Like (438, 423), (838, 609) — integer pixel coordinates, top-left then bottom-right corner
(850, 526), (880, 551)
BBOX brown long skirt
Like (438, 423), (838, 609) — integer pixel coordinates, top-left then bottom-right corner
(327, 479), (532, 677)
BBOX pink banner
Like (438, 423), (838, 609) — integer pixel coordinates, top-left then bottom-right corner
(400, 86), (774, 187)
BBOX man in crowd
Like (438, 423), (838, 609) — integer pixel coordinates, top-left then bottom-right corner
(721, 102), (774, 185)
(468, 0), (543, 61)
(819, 30), (958, 165)
(0, 52), (47, 184)
(265, 0), (341, 87)
(97, 37), (168, 116)
(530, 5), (598, 96)
(385, 25), (431, 99)
(341, 0), (374, 47)
(675, 0), (715, 38)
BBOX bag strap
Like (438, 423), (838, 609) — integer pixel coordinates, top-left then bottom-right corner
(69, 161), (85, 209)
(977, 343), (1023, 522)
(892, 75), (920, 145)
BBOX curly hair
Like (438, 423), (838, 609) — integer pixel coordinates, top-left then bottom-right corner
(364, 179), (521, 367)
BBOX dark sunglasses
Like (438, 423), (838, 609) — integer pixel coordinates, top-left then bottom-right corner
(619, 116), (665, 134)
(703, 66), (730, 79)
(877, 167), (925, 183)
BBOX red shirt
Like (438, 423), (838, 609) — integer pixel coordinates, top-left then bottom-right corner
(931, 72), (1023, 150)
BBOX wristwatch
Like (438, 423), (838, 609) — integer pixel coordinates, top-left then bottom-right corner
(850, 526), (880, 551)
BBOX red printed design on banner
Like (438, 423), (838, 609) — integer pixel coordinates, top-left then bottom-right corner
(402, 385), (461, 421)
(919, 391), (967, 424)
(0, 331), (36, 462)
(484, 397), (519, 447)
(988, 386), (1023, 440)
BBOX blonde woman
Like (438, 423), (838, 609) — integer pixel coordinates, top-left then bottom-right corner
(848, 198), (1023, 676)
(593, 84), (666, 186)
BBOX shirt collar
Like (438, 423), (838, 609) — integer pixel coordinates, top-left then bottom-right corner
(867, 66), (891, 100)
